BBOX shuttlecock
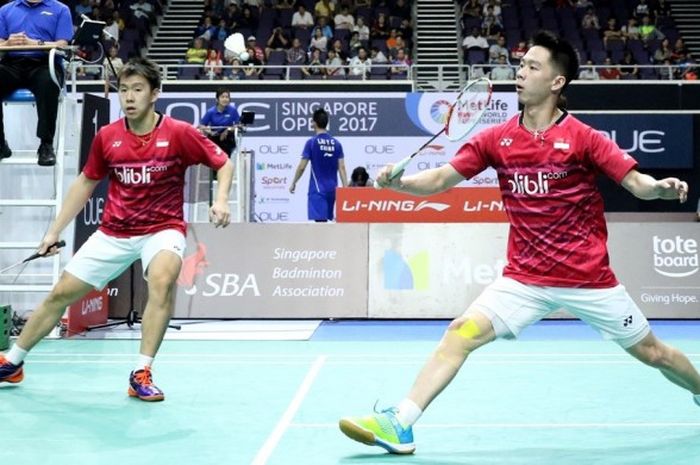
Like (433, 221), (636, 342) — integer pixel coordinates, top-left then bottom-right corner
(225, 33), (248, 60)
(238, 51), (250, 62)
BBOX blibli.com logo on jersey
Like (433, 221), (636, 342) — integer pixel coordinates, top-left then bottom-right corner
(383, 249), (429, 291)
(507, 171), (568, 195)
(652, 236), (699, 278)
(114, 165), (166, 185)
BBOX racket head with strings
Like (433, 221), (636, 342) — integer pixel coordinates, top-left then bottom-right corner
(445, 77), (493, 142)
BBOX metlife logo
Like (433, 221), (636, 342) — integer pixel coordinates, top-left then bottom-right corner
(652, 235), (699, 278)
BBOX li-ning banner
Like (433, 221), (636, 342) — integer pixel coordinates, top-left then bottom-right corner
(574, 113), (694, 169)
(107, 92), (518, 222)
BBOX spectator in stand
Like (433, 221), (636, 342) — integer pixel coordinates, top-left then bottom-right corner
(489, 35), (509, 64)
(286, 37), (307, 67)
(334, 5), (355, 30)
(349, 31), (362, 55)
(104, 15), (120, 43)
(391, 0), (411, 21)
(214, 19), (229, 41)
(654, 38), (672, 64)
(227, 58), (245, 80)
(316, 16), (333, 39)
(325, 49), (345, 76)
(510, 40), (528, 64)
(392, 35), (407, 57)
(311, 26), (329, 52)
(238, 7), (258, 31)
(658, 58), (673, 80)
(655, 0), (671, 23)
(247, 36), (265, 63)
(75, 0), (93, 22)
(482, 6), (503, 39)
(621, 17), (640, 42)
(331, 39), (348, 62)
(243, 47), (262, 77)
(461, 0), (482, 25)
(462, 27), (489, 51)
(314, 0), (335, 21)
(303, 48), (325, 77)
(681, 57), (697, 81)
(386, 29), (399, 50)
(349, 166), (373, 187)
(349, 47), (371, 77)
(599, 56), (621, 79)
(204, 49), (224, 80)
(574, 0), (593, 14)
(390, 48), (410, 77)
(186, 38), (208, 64)
(581, 8), (600, 30)
(671, 38), (689, 62)
(195, 16), (217, 41)
(603, 18), (624, 48)
(265, 27), (289, 60)
(482, 0), (501, 19)
(223, 3), (241, 27)
(489, 54), (514, 80)
(639, 15), (663, 43)
(634, 0), (650, 20)
(275, 0), (294, 10)
(130, 0), (153, 21)
(578, 59), (599, 80)
(354, 17), (370, 41)
(292, 5), (315, 28)
(370, 46), (389, 65)
(371, 13), (390, 41)
(103, 45), (124, 97)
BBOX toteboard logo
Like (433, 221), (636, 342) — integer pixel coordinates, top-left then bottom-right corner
(652, 236), (699, 278)
(429, 100), (452, 125)
(178, 242), (261, 297)
(383, 249), (429, 290)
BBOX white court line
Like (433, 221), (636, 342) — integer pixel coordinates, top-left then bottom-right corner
(29, 352), (700, 358)
(291, 422), (700, 429)
(250, 355), (327, 465)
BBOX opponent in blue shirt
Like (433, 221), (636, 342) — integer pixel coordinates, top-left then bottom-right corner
(0, 0), (74, 166)
(290, 108), (348, 222)
(198, 88), (241, 156)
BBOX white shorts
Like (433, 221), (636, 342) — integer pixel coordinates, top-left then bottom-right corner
(469, 277), (650, 349)
(64, 229), (186, 290)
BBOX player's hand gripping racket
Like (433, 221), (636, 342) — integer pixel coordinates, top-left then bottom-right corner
(375, 77), (493, 189)
(0, 240), (66, 275)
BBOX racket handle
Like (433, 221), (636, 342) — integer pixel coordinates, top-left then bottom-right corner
(23, 240), (66, 263)
(374, 156), (412, 190)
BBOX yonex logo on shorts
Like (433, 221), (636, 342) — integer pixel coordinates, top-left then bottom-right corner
(652, 236), (699, 278)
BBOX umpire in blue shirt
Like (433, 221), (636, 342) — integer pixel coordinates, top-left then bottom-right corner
(198, 88), (241, 157)
(0, 0), (73, 166)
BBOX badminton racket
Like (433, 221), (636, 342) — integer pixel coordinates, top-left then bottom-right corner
(0, 240), (66, 275)
(375, 77), (493, 188)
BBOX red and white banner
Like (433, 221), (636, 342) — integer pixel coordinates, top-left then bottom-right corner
(66, 288), (110, 335)
(336, 187), (507, 223)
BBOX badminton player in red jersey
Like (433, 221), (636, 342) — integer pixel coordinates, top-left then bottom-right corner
(0, 58), (233, 402)
(339, 31), (697, 454)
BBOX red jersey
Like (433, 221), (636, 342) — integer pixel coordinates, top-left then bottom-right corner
(83, 114), (228, 237)
(451, 112), (638, 288)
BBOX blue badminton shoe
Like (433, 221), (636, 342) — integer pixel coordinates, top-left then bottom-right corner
(0, 355), (24, 383)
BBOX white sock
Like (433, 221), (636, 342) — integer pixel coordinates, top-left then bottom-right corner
(395, 399), (422, 427)
(135, 354), (154, 371)
(694, 394), (700, 407)
(6, 344), (28, 365)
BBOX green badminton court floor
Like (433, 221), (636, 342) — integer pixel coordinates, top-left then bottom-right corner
(1, 320), (699, 465)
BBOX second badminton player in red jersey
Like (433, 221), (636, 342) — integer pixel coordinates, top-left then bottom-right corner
(340, 31), (698, 454)
(0, 58), (234, 402)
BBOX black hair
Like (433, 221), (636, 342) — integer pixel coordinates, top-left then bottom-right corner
(216, 87), (230, 99)
(531, 31), (579, 92)
(313, 108), (329, 129)
(350, 167), (370, 186)
(118, 57), (161, 90)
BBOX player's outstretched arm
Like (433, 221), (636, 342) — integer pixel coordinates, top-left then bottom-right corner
(209, 160), (233, 228)
(621, 169), (689, 203)
(40, 173), (100, 255)
(376, 163), (465, 196)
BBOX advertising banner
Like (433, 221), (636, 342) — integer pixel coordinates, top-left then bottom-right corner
(368, 223), (699, 319)
(336, 187), (507, 223)
(575, 113), (694, 169)
(106, 91), (518, 222)
(608, 223), (700, 318)
(174, 223), (368, 318)
(68, 94), (110, 333)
